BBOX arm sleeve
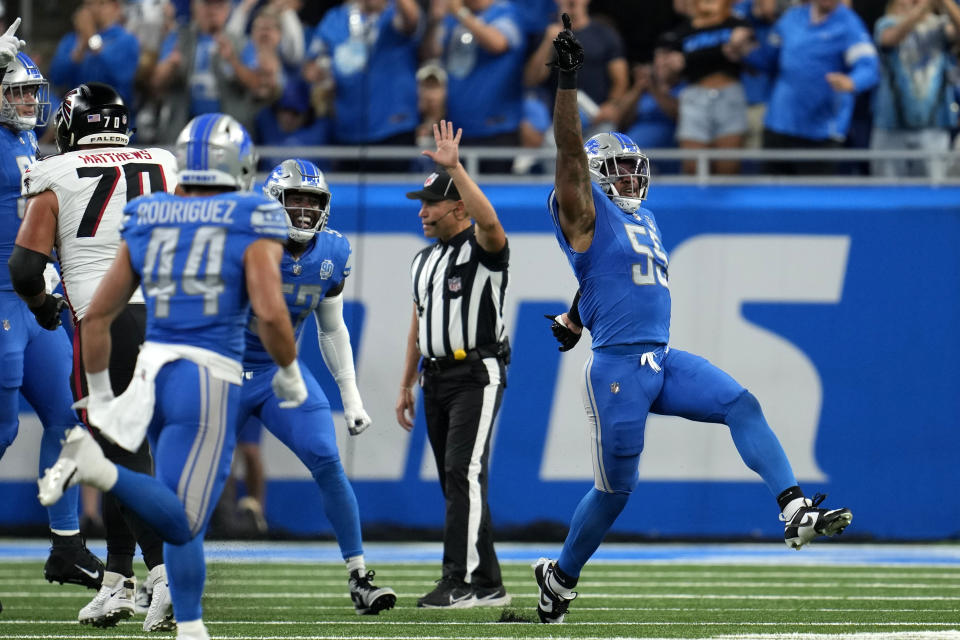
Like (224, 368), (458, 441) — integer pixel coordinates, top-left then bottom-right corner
(845, 26), (879, 92)
(313, 292), (362, 407)
(568, 289), (582, 327)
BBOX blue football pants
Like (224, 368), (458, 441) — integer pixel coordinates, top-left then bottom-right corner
(238, 361), (363, 559)
(558, 347), (797, 577)
(0, 294), (79, 531)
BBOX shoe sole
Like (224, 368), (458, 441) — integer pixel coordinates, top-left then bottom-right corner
(786, 509), (854, 549)
(44, 572), (102, 590)
(80, 608), (134, 628)
(537, 607), (565, 623)
(355, 593), (397, 616)
(474, 594), (512, 607)
(417, 597), (476, 609)
(145, 615), (176, 631)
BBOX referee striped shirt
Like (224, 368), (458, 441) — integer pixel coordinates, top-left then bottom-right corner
(411, 226), (509, 359)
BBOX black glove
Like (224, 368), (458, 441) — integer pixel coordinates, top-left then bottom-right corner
(544, 314), (581, 352)
(549, 13), (584, 72)
(30, 293), (67, 330)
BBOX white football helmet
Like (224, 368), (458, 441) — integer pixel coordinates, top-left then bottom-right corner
(1, 53), (50, 131)
(263, 159), (331, 243)
(584, 132), (650, 213)
(175, 113), (256, 190)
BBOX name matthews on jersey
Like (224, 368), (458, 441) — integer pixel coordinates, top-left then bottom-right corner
(76, 148), (157, 164)
(134, 199), (236, 225)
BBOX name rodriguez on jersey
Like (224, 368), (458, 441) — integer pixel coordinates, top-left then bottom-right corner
(133, 199), (236, 225)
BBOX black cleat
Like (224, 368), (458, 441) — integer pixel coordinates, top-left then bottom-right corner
(44, 534), (104, 589)
(782, 493), (853, 550)
(416, 576), (475, 609)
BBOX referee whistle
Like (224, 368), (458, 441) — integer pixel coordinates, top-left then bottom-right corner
(453, 349), (467, 360)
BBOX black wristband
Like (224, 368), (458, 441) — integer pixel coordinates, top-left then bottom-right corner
(558, 69), (577, 90)
(568, 289), (582, 327)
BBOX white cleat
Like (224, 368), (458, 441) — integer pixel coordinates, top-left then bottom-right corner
(782, 493), (853, 549)
(175, 620), (210, 640)
(38, 426), (116, 506)
(143, 564), (175, 632)
(78, 571), (135, 628)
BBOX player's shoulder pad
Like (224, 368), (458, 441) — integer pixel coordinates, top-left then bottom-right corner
(236, 192), (288, 240)
(23, 153), (72, 197)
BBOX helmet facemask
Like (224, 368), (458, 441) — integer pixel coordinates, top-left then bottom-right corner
(1, 81), (49, 130)
(592, 152), (650, 214)
(280, 188), (330, 244)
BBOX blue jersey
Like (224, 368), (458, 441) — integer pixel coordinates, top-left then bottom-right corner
(0, 126), (38, 292)
(747, 4), (878, 140)
(243, 227), (352, 368)
(122, 191), (288, 361)
(548, 184), (670, 348)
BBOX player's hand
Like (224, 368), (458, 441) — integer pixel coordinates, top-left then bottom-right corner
(548, 13), (583, 72)
(544, 313), (582, 351)
(344, 404), (372, 436)
(272, 362), (307, 408)
(421, 119), (461, 169)
(0, 18), (24, 69)
(395, 386), (416, 432)
(30, 293), (66, 331)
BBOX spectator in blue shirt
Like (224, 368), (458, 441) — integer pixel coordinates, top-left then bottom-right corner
(48, 0), (140, 113)
(732, 0), (880, 174)
(732, 0), (783, 149)
(872, 0), (960, 179)
(255, 77), (332, 172)
(303, 0), (421, 172)
(426, 0), (526, 173)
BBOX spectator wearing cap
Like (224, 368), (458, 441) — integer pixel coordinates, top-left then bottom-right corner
(151, 0), (266, 140)
(302, 0), (422, 171)
(425, 0), (526, 173)
(396, 120), (511, 610)
(523, 0), (629, 136)
(49, 0), (140, 114)
(255, 77), (332, 171)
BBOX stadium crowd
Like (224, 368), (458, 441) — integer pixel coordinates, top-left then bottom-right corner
(13, 0), (960, 177)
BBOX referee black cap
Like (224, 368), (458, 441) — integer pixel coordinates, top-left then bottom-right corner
(406, 168), (461, 202)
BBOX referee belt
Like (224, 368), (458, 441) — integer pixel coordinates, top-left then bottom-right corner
(422, 344), (502, 372)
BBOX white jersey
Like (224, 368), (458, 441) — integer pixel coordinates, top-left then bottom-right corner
(24, 147), (178, 321)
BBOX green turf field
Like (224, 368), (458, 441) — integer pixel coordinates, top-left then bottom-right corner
(1, 561), (959, 639)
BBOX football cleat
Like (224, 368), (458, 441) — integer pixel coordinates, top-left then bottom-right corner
(533, 557), (576, 623)
(78, 571), (135, 627)
(143, 564), (175, 631)
(38, 426), (115, 506)
(416, 576), (475, 609)
(782, 493), (853, 550)
(349, 569), (396, 615)
(473, 584), (511, 607)
(43, 533), (104, 589)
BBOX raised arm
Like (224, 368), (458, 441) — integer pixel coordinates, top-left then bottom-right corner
(551, 13), (594, 252)
(422, 119), (506, 253)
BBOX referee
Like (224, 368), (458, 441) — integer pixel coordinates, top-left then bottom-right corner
(395, 120), (511, 609)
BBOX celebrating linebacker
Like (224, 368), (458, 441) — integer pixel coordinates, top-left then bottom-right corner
(236, 158), (396, 616)
(534, 14), (853, 624)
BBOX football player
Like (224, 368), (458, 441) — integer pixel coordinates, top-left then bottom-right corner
(38, 113), (306, 640)
(533, 14), (854, 624)
(237, 158), (396, 615)
(14, 81), (175, 630)
(0, 21), (104, 591)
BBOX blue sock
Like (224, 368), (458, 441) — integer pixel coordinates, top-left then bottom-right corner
(312, 458), (363, 559)
(39, 422), (79, 531)
(110, 466), (193, 545)
(557, 488), (630, 578)
(165, 536), (206, 622)
(726, 391), (797, 495)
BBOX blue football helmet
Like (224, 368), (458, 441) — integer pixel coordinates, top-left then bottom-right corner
(175, 113), (256, 190)
(1, 52), (50, 131)
(263, 159), (331, 243)
(584, 132), (650, 213)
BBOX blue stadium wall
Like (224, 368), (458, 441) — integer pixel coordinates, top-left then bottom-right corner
(2, 184), (958, 541)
